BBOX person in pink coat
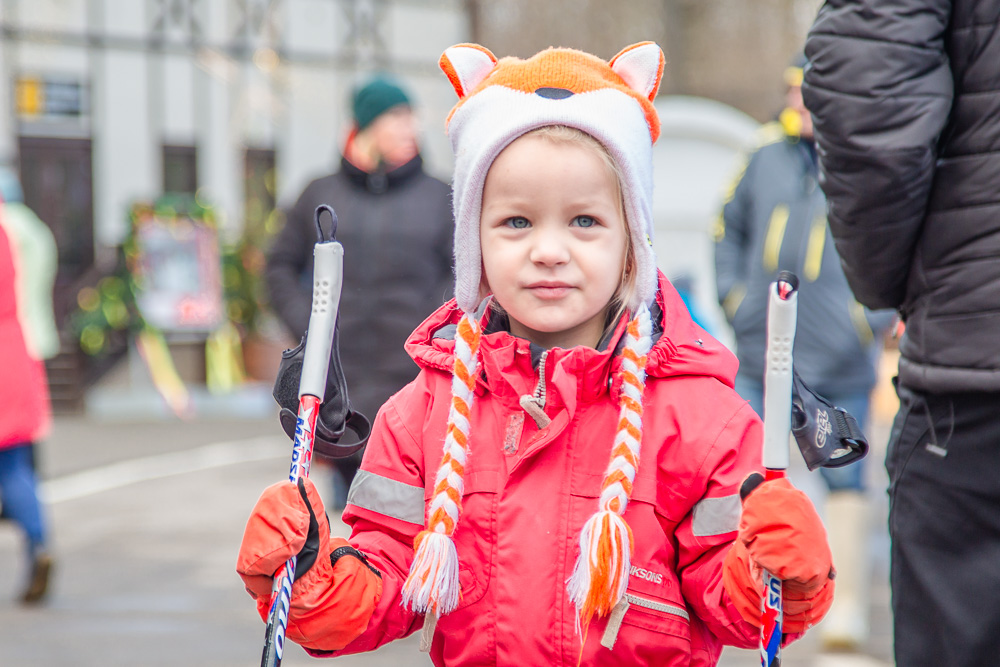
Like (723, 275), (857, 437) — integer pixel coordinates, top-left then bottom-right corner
(0, 198), (53, 603)
(238, 43), (835, 665)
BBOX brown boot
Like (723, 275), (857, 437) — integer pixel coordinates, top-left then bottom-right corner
(20, 551), (52, 604)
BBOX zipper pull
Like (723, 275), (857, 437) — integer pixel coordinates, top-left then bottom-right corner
(519, 350), (551, 428)
(600, 597), (630, 650)
(519, 395), (550, 429)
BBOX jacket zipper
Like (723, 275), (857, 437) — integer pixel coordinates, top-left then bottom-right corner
(600, 593), (690, 650)
(626, 593), (689, 620)
(534, 350), (548, 406)
(519, 350), (550, 428)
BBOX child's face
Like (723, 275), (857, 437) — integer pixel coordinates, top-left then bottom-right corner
(480, 134), (627, 349)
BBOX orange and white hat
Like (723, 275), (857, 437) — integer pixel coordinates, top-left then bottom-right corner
(442, 42), (665, 313)
(401, 43), (664, 646)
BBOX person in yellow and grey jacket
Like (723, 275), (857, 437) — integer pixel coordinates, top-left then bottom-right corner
(713, 56), (894, 653)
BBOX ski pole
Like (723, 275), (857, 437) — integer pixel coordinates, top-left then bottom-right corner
(260, 205), (344, 667)
(759, 271), (798, 667)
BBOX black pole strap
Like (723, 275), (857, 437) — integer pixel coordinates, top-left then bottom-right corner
(790, 371), (869, 470)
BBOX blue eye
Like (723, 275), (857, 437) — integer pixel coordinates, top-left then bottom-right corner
(573, 216), (598, 228)
(505, 217), (530, 229)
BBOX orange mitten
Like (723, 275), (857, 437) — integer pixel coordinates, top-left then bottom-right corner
(237, 478), (382, 650)
(722, 474), (835, 633)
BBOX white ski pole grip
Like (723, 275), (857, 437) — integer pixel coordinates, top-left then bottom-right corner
(260, 205), (343, 667)
(299, 236), (343, 402)
(758, 271), (798, 667)
(763, 273), (798, 471)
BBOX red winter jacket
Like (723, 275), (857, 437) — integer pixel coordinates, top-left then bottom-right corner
(328, 273), (762, 665)
(0, 216), (51, 448)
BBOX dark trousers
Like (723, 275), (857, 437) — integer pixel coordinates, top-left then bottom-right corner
(887, 385), (1000, 666)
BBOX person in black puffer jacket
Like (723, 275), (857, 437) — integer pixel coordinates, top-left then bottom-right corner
(803, 3), (1000, 665)
(266, 75), (453, 510)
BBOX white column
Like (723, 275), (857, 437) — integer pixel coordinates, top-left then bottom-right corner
(93, 49), (158, 249)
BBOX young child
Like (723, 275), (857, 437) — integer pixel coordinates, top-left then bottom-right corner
(238, 43), (834, 666)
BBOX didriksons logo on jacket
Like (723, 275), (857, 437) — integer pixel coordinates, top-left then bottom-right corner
(630, 565), (664, 585)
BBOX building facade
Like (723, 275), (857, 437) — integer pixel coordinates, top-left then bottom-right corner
(0, 0), (468, 319)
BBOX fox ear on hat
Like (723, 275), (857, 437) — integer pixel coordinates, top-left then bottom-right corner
(610, 42), (665, 101)
(440, 44), (498, 98)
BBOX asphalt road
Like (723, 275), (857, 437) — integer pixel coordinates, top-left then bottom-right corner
(0, 411), (894, 666)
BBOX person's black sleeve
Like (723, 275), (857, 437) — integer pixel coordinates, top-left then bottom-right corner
(802, 0), (954, 310)
(265, 184), (315, 338)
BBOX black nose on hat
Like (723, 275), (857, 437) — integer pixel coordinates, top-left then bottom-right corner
(535, 87), (574, 100)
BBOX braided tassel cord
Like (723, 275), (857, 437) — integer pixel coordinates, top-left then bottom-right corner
(567, 304), (653, 633)
(402, 311), (481, 641)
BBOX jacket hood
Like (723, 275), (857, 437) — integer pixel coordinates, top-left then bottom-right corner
(405, 271), (738, 389)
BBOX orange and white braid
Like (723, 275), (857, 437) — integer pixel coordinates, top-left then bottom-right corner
(566, 303), (653, 631)
(402, 310), (481, 624)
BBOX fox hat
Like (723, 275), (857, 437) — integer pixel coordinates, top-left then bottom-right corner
(440, 42), (665, 313)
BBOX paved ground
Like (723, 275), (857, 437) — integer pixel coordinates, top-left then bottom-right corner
(0, 398), (895, 666)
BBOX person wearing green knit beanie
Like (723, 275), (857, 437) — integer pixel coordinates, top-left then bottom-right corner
(266, 72), (452, 512)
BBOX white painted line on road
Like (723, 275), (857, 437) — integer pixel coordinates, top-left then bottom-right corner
(816, 655), (892, 667)
(40, 436), (290, 504)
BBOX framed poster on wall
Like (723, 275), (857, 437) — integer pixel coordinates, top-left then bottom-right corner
(131, 203), (223, 333)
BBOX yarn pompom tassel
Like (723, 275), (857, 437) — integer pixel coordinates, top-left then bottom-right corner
(567, 509), (635, 632)
(402, 311), (481, 649)
(566, 304), (653, 633)
(403, 531), (459, 652)
(403, 530), (461, 615)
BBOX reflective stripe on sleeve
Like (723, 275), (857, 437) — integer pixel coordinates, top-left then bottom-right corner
(691, 494), (741, 537)
(346, 469), (426, 526)
(762, 203), (790, 273)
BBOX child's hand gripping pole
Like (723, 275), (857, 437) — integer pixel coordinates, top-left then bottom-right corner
(260, 205), (344, 667)
(759, 271), (798, 666)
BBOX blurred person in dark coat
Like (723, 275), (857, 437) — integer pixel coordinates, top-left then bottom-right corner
(266, 75), (453, 509)
(0, 175), (56, 604)
(803, 2), (1000, 664)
